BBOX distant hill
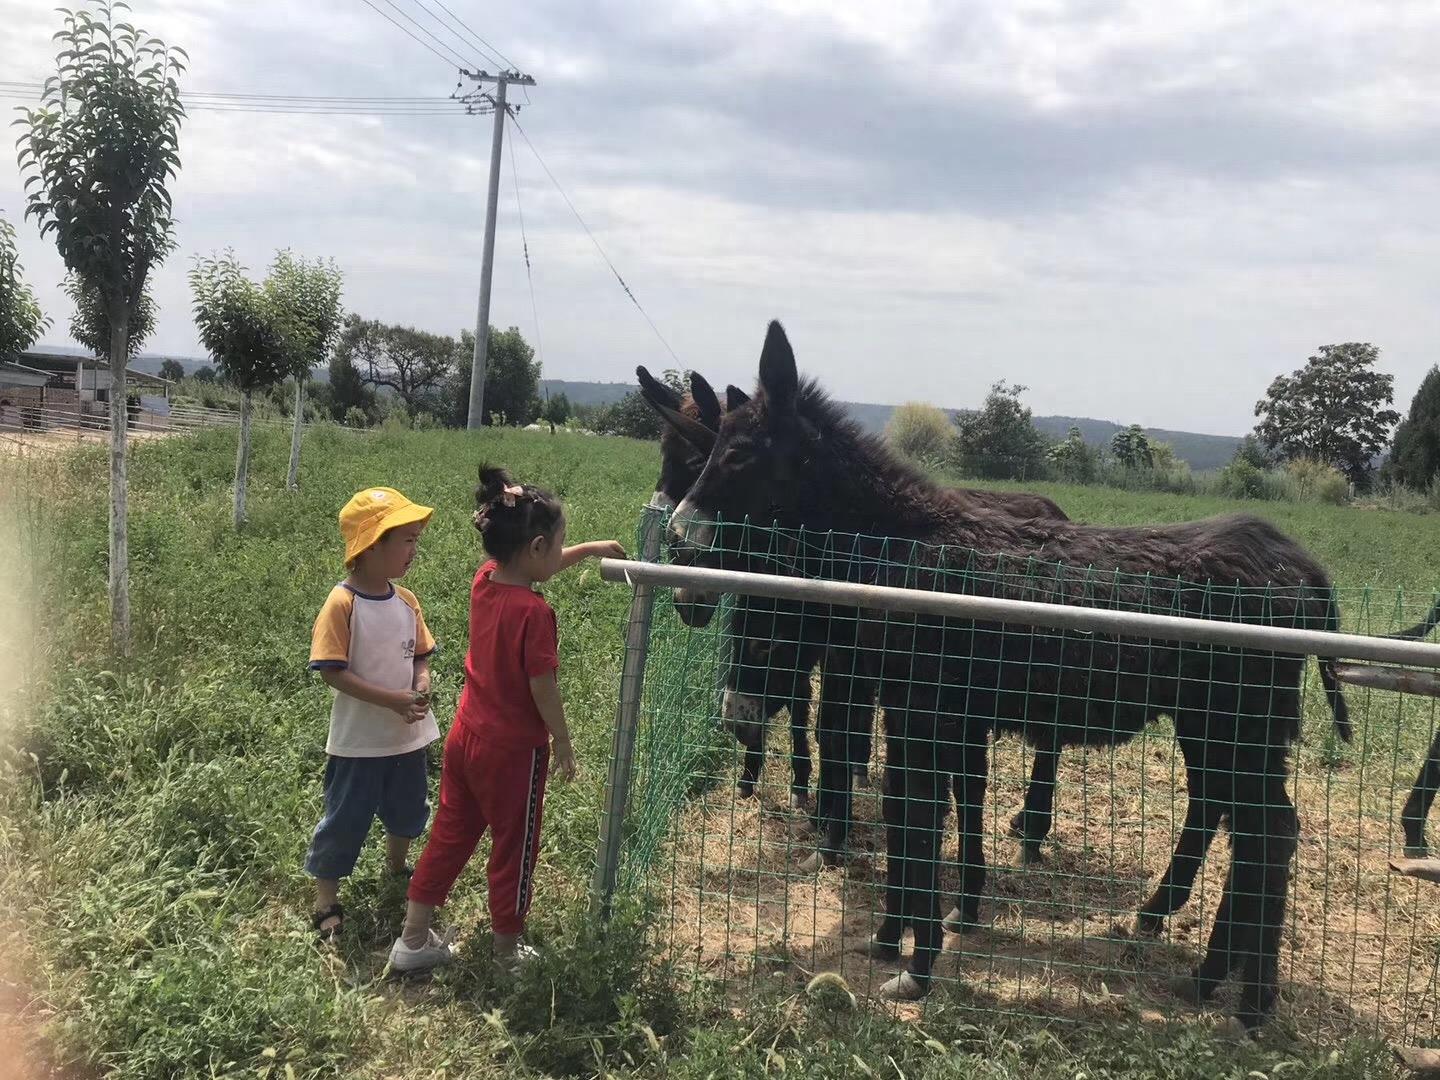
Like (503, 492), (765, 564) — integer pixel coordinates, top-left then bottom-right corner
(540, 379), (633, 407)
(544, 379), (1242, 472)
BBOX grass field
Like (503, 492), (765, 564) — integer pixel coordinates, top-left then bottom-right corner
(0, 424), (1434, 1078)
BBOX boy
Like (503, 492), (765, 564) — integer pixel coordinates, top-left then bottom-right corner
(305, 487), (440, 941)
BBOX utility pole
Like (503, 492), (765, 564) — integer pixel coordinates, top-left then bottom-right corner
(459, 69), (536, 430)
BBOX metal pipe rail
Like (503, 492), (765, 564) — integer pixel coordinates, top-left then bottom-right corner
(598, 558), (1440, 669)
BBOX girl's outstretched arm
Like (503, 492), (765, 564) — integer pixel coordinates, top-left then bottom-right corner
(559, 539), (626, 572)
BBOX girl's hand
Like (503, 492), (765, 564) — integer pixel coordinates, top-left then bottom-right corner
(551, 738), (578, 783)
(590, 540), (626, 560)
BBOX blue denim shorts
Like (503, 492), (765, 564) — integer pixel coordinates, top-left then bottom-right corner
(304, 749), (430, 879)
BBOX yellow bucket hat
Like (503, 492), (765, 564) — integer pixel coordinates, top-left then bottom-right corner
(339, 487), (434, 565)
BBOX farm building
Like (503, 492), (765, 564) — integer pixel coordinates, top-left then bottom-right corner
(4, 349), (173, 430)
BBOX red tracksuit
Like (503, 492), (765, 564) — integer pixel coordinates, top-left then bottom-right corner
(409, 562), (559, 935)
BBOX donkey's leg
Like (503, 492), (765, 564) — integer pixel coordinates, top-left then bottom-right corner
(789, 695), (813, 808)
(1010, 739), (1059, 864)
(1135, 794), (1224, 937)
(1136, 751), (1224, 936)
(881, 724), (950, 1001)
(945, 734), (990, 933)
(870, 727), (909, 962)
(1401, 728), (1440, 858)
(738, 739), (764, 799)
(851, 697), (874, 787)
(1232, 770), (1299, 1029)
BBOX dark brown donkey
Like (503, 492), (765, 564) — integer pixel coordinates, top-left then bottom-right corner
(661, 321), (1353, 1030)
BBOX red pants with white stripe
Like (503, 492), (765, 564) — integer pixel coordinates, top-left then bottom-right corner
(408, 722), (549, 936)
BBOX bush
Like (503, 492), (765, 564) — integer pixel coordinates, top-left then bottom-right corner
(342, 406), (368, 429)
(1287, 457), (1349, 505)
(885, 403), (953, 466)
(1216, 457), (1267, 500)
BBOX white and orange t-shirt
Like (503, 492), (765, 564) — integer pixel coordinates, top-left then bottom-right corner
(309, 582), (439, 757)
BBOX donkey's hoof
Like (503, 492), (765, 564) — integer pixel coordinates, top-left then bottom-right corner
(942, 907), (979, 935)
(799, 849), (841, 874)
(1007, 812), (1026, 840)
(868, 935), (902, 962)
(737, 781), (756, 800)
(790, 791), (810, 810)
(879, 971), (929, 1002)
(1018, 843), (1045, 866)
(1404, 843), (1430, 859)
(851, 766), (871, 788)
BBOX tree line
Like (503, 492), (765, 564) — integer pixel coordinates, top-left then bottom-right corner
(886, 342), (1440, 502)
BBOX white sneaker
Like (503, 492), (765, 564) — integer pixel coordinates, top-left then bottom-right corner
(389, 928), (456, 973)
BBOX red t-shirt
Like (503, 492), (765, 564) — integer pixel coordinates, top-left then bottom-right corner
(455, 561), (560, 748)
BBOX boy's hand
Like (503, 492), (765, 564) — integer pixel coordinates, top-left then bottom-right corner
(591, 540), (626, 560)
(389, 689), (428, 723)
(551, 737), (578, 783)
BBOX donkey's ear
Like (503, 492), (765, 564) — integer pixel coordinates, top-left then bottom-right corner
(726, 385), (750, 411)
(645, 396), (717, 455)
(758, 320), (797, 415)
(636, 365), (682, 411)
(689, 372), (722, 429)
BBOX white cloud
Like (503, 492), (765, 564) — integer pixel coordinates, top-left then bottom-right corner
(2, 0), (1438, 435)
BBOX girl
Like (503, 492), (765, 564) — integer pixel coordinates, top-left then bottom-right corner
(389, 465), (625, 973)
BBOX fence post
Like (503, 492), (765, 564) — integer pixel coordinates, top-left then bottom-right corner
(590, 504), (665, 919)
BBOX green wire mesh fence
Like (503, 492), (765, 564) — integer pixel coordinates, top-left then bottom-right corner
(597, 506), (1440, 1041)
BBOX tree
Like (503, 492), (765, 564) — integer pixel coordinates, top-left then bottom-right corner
(541, 392), (571, 433)
(327, 350), (376, 422)
(336, 315), (455, 413)
(1254, 343), (1400, 486)
(445, 326), (541, 427)
(189, 252), (288, 527)
(193, 365), (216, 383)
(886, 402), (953, 465)
(0, 214), (49, 360)
(65, 274), (156, 359)
(157, 358), (184, 382)
(588, 370), (684, 439)
(265, 250), (343, 489)
(1046, 425), (1095, 483)
(1383, 366), (1440, 490)
(1110, 424), (1154, 470)
(952, 381), (1049, 480)
(16, 0), (186, 652)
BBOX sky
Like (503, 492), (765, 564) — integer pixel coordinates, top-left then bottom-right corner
(2, 0), (1438, 436)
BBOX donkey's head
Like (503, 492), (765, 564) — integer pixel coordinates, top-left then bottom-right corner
(637, 367), (721, 510)
(669, 321), (817, 570)
(638, 367), (724, 627)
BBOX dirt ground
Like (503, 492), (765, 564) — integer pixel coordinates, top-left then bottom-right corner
(653, 727), (1440, 1043)
(0, 427), (170, 458)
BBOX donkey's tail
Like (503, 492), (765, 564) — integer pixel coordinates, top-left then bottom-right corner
(1320, 587), (1353, 744)
(1392, 596), (1440, 642)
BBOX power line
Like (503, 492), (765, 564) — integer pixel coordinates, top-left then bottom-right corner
(509, 114), (682, 367)
(400, 0), (503, 71)
(429, 0), (519, 72)
(355, 0), (466, 70)
(508, 131), (544, 375)
(0, 83), (469, 116)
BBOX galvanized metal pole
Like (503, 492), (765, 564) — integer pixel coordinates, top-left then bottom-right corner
(590, 508), (665, 917)
(596, 559), (1440, 669)
(466, 75), (507, 431)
